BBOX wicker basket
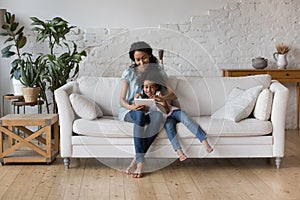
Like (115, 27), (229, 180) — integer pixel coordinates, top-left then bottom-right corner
(22, 87), (40, 103)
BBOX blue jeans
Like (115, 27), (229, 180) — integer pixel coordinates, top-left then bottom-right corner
(164, 109), (207, 151)
(124, 110), (163, 163)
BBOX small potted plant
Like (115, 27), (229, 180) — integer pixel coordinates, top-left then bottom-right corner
(19, 53), (46, 102)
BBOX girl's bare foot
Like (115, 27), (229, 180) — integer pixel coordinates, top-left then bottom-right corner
(126, 158), (136, 175)
(132, 162), (143, 178)
(202, 139), (213, 153)
(176, 149), (187, 161)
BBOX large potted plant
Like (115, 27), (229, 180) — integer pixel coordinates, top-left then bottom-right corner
(0, 11), (48, 104)
(0, 11), (27, 95)
(30, 16), (87, 113)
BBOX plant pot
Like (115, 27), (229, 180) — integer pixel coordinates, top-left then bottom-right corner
(12, 78), (24, 95)
(22, 87), (40, 103)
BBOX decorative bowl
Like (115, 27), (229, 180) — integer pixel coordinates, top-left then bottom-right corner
(252, 57), (268, 69)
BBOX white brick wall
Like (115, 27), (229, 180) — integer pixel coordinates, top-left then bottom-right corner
(22, 0), (300, 128)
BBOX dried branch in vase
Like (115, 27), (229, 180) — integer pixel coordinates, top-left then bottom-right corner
(275, 43), (289, 54)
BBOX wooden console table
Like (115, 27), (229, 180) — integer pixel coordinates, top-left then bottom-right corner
(222, 69), (300, 129)
(0, 114), (59, 164)
(2, 94), (43, 117)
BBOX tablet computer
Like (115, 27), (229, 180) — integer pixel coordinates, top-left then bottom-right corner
(134, 98), (158, 112)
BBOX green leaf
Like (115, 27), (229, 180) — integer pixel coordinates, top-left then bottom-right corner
(10, 14), (15, 24)
(17, 36), (27, 49)
(16, 26), (25, 35)
(49, 26), (57, 33)
(2, 51), (15, 58)
(11, 59), (19, 68)
(12, 69), (21, 79)
(1, 45), (15, 58)
(4, 12), (11, 23)
(10, 22), (19, 32)
(0, 32), (9, 37)
(1, 24), (9, 30)
(54, 21), (67, 27)
(30, 17), (42, 23)
(15, 32), (24, 40)
(4, 37), (14, 44)
(1, 44), (13, 53)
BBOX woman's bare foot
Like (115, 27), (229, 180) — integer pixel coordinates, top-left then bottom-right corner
(176, 149), (187, 161)
(202, 139), (213, 153)
(132, 162), (143, 178)
(126, 158), (136, 175)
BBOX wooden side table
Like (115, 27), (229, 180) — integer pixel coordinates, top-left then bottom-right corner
(11, 100), (44, 114)
(0, 114), (59, 164)
(222, 68), (300, 129)
(2, 94), (24, 116)
(2, 94), (44, 117)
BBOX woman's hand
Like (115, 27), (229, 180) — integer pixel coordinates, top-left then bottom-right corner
(120, 80), (145, 111)
(128, 104), (145, 111)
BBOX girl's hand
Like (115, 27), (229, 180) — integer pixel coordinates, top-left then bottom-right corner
(153, 92), (170, 114)
(134, 93), (141, 99)
(153, 93), (165, 103)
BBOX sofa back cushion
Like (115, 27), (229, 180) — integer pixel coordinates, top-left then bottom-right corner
(75, 76), (178, 117)
(75, 74), (271, 118)
(175, 74), (271, 117)
(76, 77), (122, 117)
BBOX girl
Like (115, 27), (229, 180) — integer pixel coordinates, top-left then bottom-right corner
(136, 68), (213, 162)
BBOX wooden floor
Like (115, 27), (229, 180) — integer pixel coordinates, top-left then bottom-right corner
(0, 130), (300, 200)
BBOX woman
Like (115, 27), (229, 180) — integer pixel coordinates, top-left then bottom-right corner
(119, 41), (175, 178)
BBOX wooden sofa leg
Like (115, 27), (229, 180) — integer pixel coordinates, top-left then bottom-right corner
(64, 158), (70, 169)
(275, 157), (281, 169)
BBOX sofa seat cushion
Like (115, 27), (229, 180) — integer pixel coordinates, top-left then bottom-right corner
(73, 116), (134, 138)
(73, 116), (272, 138)
(179, 116), (272, 137)
(71, 135), (273, 146)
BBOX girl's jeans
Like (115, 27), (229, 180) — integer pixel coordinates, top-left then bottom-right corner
(165, 109), (207, 151)
(124, 110), (163, 163)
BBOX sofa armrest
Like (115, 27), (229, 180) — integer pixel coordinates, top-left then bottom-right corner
(269, 80), (289, 157)
(54, 81), (76, 158)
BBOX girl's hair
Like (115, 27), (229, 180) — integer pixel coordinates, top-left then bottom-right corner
(137, 66), (166, 98)
(129, 41), (158, 67)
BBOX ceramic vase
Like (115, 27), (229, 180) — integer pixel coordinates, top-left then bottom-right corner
(273, 53), (288, 69)
(12, 78), (24, 95)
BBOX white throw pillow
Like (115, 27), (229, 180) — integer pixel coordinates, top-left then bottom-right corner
(253, 89), (273, 120)
(69, 93), (103, 120)
(211, 85), (263, 122)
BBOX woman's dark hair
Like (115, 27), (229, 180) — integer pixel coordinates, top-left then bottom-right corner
(129, 41), (158, 66)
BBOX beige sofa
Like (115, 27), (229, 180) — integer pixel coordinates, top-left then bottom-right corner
(54, 74), (289, 169)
